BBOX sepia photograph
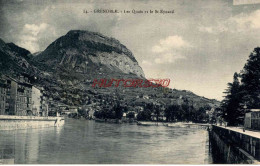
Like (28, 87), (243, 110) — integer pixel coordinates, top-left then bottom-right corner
(0, 0), (260, 164)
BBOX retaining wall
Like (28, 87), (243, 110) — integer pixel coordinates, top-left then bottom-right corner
(0, 115), (64, 130)
(210, 125), (260, 164)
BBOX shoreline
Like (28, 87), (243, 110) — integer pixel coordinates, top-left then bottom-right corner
(0, 115), (65, 131)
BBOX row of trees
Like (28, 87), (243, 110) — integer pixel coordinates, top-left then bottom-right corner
(137, 102), (211, 123)
(222, 47), (260, 126)
(94, 102), (125, 119)
(164, 104), (210, 123)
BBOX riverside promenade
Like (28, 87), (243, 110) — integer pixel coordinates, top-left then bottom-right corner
(0, 115), (64, 130)
(225, 126), (260, 138)
(210, 125), (260, 164)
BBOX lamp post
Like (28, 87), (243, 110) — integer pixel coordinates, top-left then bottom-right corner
(243, 104), (247, 111)
(243, 104), (247, 132)
(224, 113), (227, 127)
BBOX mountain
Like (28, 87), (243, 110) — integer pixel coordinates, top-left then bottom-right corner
(0, 31), (220, 114)
(0, 39), (39, 77)
(34, 30), (145, 81)
(6, 42), (31, 60)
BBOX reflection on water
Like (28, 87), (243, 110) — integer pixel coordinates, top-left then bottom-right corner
(0, 119), (211, 164)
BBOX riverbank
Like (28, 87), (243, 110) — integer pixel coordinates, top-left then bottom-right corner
(137, 121), (210, 129)
(0, 115), (64, 130)
(210, 125), (260, 164)
(94, 118), (136, 124)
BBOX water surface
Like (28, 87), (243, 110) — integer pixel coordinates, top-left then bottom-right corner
(0, 118), (211, 164)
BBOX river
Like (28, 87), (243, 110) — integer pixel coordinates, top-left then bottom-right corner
(0, 118), (212, 164)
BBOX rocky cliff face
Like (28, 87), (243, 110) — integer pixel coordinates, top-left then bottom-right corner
(34, 30), (145, 78)
(0, 38), (39, 76)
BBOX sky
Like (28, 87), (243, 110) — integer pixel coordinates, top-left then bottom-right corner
(0, 0), (260, 100)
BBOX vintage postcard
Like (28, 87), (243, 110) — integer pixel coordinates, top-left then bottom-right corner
(0, 0), (260, 164)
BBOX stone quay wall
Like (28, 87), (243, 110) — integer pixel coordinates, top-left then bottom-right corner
(210, 125), (260, 164)
(0, 115), (64, 130)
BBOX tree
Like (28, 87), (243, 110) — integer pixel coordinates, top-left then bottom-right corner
(240, 47), (260, 108)
(112, 102), (123, 119)
(222, 72), (244, 126)
(154, 104), (161, 122)
(126, 112), (135, 119)
(78, 108), (88, 118)
(164, 104), (180, 122)
(220, 47), (260, 126)
(181, 103), (189, 121)
(196, 107), (208, 123)
(137, 110), (152, 121)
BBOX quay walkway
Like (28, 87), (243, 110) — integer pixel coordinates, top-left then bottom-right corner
(211, 125), (260, 164)
(220, 125), (260, 139)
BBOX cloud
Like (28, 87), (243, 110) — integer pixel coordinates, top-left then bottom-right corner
(142, 60), (152, 66)
(152, 35), (190, 64)
(24, 23), (48, 36)
(17, 23), (55, 53)
(198, 26), (214, 33)
(198, 24), (228, 34)
(198, 10), (260, 34)
(232, 9), (260, 30)
(155, 53), (186, 64)
(152, 35), (190, 53)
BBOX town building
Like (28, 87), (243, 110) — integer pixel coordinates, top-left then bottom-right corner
(0, 75), (11, 115)
(88, 109), (95, 119)
(32, 86), (41, 116)
(9, 77), (33, 116)
(59, 104), (69, 115)
(48, 98), (59, 116)
(244, 109), (260, 130)
(83, 103), (96, 119)
(40, 91), (49, 117)
(0, 82), (6, 115)
(0, 74), (50, 117)
(151, 112), (166, 121)
(32, 86), (48, 116)
(122, 112), (127, 120)
(143, 95), (149, 100)
(69, 106), (78, 114)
